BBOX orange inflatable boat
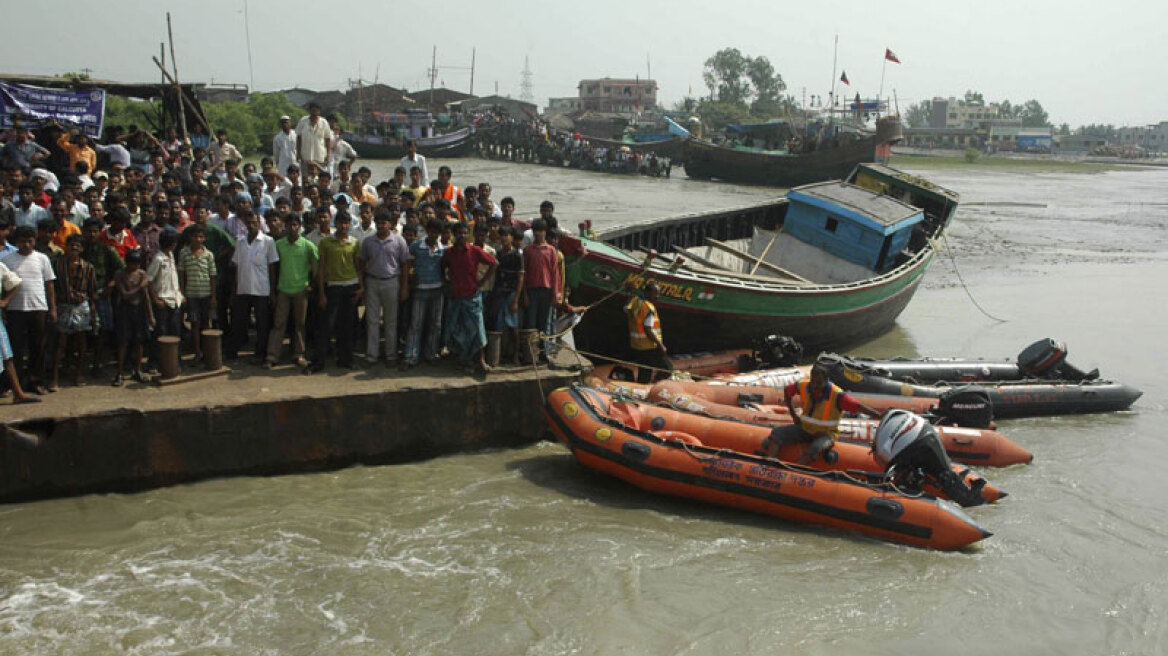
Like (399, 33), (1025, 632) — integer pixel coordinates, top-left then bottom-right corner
(546, 385), (994, 550)
(647, 381), (1032, 467)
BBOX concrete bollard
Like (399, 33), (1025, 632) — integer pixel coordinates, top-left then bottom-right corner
(202, 329), (224, 371)
(157, 336), (182, 380)
(486, 332), (502, 367)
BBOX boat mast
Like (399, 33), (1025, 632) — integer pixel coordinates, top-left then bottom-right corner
(828, 33), (838, 126)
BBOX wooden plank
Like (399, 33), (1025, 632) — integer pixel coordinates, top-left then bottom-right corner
(672, 245), (729, 271)
(703, 238), (813, 284)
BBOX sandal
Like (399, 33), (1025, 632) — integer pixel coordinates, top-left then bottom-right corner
(13, 396), (42, 405)
(111, 374), (123, 387)
(131, 370), (148, 384)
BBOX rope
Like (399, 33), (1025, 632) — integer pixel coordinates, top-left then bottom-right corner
(932, 233), (1008, 323)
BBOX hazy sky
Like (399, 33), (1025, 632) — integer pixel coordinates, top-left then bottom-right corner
(2, 0), (1165, 127)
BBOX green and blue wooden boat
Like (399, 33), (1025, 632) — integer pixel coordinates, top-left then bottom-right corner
(562, 164), (959, 355)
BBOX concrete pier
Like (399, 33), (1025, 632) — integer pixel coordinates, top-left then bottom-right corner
(0, 357), (584, 503)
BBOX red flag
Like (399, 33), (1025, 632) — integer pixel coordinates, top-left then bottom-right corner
(885, 48), (901, 64)
(840, 70), (850, 86)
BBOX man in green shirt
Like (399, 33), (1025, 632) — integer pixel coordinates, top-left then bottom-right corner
(264, 214), (317, 368)
(308, 212), (362, 372)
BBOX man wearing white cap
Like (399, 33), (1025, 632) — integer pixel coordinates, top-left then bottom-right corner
(273, 115), (297, 180)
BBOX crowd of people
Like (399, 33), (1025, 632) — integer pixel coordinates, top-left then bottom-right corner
(476, 116), (672, 177)
(0, 103), (579, 403)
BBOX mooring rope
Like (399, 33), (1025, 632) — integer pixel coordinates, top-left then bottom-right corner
(933, 233), (1008, 323)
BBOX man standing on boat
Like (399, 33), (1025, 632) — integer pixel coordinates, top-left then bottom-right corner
(764, 364), (884, 465)
(625, 281), (671, 384)
(399, 140), (428, 189)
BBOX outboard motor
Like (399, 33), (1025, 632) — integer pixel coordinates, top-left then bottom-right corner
(740, 334), (805, 372)
(874, 410), (986, 507)
(934, 385), (994, 428)
(1017, 338), (1099, 381)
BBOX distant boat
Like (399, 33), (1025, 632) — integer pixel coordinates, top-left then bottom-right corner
(582, 134), (686, 161)
(683, 117), (903, 186)
(561, 163), (958, 355)
(349, 127), (477, 160)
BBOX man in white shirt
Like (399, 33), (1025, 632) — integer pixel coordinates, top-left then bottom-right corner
(14, 182), (48, 228)
(1, 225), (56, 393)
(328, 119), (358, 178)
(295, 103), (333, 178)
(399, 139), (428, 185)
(227, 209), (279, 361)
(272, 115), (298, 180)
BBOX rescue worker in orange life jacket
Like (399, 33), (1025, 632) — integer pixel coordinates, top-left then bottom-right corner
(625, 281), (673, 384)
(764, 363), (885, 464)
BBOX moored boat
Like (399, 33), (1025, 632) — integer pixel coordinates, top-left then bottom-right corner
(349, 126), (476, 160)
(643, 380), (1032, 467)
(562, 163), (959, 356)
(546, 385), (994, 550)
(818, 353), (1142, 418)
(682, 117), (902, 186)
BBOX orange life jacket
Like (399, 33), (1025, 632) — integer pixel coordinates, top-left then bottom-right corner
(796, 379), (843, 438)
(625, 296), (662, 351)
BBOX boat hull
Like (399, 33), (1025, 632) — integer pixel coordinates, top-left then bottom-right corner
(350, 128), (476, 160)
(569, 248), (933, 355)
(683, 134), (880, 186)
(545, 386), (992, 550)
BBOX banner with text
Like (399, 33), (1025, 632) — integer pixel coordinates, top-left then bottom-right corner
(0, 82), (106, 138)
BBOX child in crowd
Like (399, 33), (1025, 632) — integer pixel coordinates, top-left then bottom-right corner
(112, 250), (151, 386)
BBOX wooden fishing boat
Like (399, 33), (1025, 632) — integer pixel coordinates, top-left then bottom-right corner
(561, 164), (959, 355)
(582, 134), (686, 161)
(682, 117), (902, 186)
(349, 127), (476, 160)
(546, 385), (993, 550)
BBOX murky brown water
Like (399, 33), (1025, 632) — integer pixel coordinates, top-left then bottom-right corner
(1, 160), (1165, 655)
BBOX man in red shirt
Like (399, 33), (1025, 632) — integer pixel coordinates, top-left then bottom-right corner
(98, 209), (140, 258)
(441, 222), (496, 375)
(521, 218), (559, 362)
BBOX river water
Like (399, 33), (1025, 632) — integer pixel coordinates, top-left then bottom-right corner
(1, 160), (1166, 655)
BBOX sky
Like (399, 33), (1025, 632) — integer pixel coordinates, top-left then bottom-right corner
(1, 0), (1165, 128)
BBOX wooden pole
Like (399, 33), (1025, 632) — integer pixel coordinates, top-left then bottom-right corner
(166, 12), (190, 142)
(152, 56), (212, 137)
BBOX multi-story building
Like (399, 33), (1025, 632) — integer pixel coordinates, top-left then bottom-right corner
(578, 78), (658, 113)
(1115, 122), (1168, 153)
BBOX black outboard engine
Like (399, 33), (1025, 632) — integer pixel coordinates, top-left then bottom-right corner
(1016, 338), (1099, 381)
(740, 334), (805, 371)
(874, 410), (986, 507)
(934, 385), (994, 428)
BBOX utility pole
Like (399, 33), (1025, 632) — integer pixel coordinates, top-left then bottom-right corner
(429, 46), (437, 106)
(520, 56), (533, 104)
(469, 48), (476, 96)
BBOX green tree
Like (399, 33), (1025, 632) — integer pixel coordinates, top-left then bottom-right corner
(105, 95), (164, 132)
(702, 48), (752, 106)
(1057, 122), (1071, 136)
(694, 99), (752, 131)
(1018, 99), (1051, 127)
(998, 99), (1016, 118)
(905, 99), (933, 128)
(962, 90), (985, 106)
(745, 56), (787, 117)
